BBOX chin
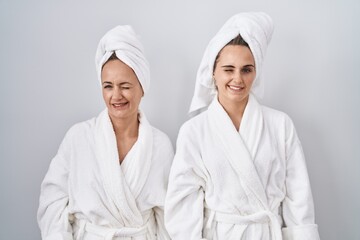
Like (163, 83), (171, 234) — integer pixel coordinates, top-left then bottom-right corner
(231, 92), (249, 101)
(222, 94), (246, 103)
(109, 109), (137, 120)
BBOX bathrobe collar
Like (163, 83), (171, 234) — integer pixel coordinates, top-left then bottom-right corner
(94, 108), (153, 227)
(207, 94), (268, 209)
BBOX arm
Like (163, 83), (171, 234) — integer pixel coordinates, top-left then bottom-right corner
(37, 131), (74, 240)
(281, 116), (320, 240)
(165, 125), (207, 240)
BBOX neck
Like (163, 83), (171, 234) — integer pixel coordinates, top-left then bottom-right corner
(109, 113), (139, 138)
(219, 95), (249, 131)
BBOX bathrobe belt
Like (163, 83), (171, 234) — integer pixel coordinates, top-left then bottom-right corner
(74, 211), (155, 240)
(204, 208), (283, 240)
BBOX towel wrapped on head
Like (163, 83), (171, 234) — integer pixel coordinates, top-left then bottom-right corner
(95, 25), (150, 94)
(189, 12), (274, 115)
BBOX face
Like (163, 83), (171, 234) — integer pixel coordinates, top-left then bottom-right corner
(213, 45), (256, 108)
(101, 59), (143, 121)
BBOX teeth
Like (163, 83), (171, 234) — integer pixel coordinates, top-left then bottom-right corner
(113, 103), (127, 107)
(228, 85), (242, 90)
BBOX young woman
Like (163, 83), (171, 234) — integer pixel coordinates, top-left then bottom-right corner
(38, 25), (173, 240)
(165, 12), (320, 240)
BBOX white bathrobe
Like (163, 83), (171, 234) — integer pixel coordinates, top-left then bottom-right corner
(38, 109), (174, 240)
(165, 95), (320, 240)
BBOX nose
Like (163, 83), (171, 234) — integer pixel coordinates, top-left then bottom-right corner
(112, 86), (123, 100)
(233, 70), (243, 83)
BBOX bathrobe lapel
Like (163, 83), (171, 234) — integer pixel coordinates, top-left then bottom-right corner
(121, 111), (153, 199)
(94, 109), (152, 227)
(207, 95), (268, 209)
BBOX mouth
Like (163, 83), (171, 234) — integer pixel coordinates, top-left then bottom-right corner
(111, 102), (129, 109)
(227, 85), (245, 92)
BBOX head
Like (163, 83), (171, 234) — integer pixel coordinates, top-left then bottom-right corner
(189, 12), (273, 115)
(212, 34), (256, 108)
(101, 53), (144, 121)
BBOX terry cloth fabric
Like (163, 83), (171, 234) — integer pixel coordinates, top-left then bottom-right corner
(95, 25), (150, 94)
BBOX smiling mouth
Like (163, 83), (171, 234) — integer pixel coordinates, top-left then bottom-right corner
(112, 102), (129, 109)
(228, 85), (245, 92)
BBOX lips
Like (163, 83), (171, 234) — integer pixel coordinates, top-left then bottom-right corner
(111, 102), (129, 109)
(228, 85), (245, 92)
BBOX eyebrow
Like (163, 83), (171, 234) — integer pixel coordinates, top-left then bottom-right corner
(221, 64), (255, 68)
(119, 82), (132, 85)
(102, 81), (133, 85)
(243, 64), (255, 68)
(221, 65), (235, 68)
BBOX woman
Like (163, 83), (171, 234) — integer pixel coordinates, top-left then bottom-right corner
(38, 25), (173, 240)
(165, 12), (320, 240)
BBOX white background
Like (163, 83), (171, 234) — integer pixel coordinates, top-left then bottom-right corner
(0, 0), (359, 239)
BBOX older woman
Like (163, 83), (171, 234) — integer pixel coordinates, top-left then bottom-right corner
(165, 12), (320, 240)
(38, 26), (173, 240)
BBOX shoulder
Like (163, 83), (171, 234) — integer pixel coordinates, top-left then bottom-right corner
(56, 115), (97, 155)
(150, 127), (174, 170)
(261, 105), (290, 122)
(65, 117), (97, 139)
(178, 111), (207, 138)
(151, 127), (173, 151)
(261, 105), (299, 143)
(261, 105), (296, 129)
(173, 111), (209, 152)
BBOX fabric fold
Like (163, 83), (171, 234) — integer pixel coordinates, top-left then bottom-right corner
(94, 109), (153, 227)
(165, 91), (319, 239)
(95, 25), (150, 94)
(207, 95), (268, 209)
(239, 94), (264, 159)
(206, 94), (282, 239)
(121, 111), (153, 199)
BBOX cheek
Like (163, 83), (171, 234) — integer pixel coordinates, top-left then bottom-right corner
(214, 73), (227, 87)
(134, 90), (143, 104)
(245, 77), (255, 88)
(216, 78), (229, 89)
(124, 89), (142, 103)
(102, 90), (110, 102)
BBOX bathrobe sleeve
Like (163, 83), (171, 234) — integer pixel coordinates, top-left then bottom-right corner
(165, 123), (207, 240)
(38, 129), (74, 240)
(281, 115), (320, 240)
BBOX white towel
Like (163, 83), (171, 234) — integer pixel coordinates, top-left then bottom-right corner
(95, 25), (150, 94)
(189, 12), (274, 115)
